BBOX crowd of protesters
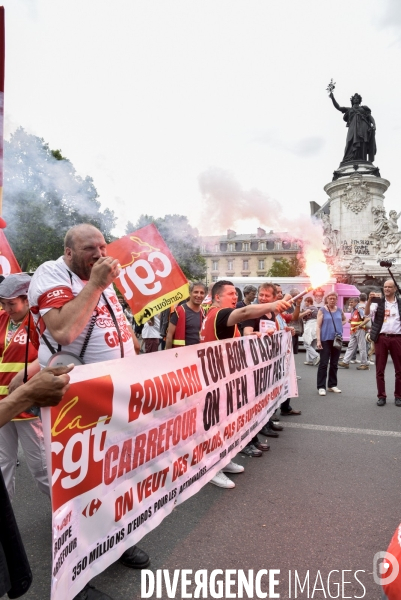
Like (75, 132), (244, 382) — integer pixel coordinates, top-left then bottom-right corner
(0, 223), (397, 600)
(130, 285), (375, 398)
(126, 280), (380, 482)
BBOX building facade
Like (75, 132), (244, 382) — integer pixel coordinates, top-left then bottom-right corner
(201, 227), (300, 282)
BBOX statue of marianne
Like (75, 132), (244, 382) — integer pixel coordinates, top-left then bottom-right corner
(329, 91), (376, 164)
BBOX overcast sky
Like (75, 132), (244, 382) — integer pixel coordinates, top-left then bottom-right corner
(3, 0), (401, 237)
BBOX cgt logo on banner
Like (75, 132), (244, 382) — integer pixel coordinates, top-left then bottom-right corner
(43, 331), (297, 600)
(107, 223), (189, 324)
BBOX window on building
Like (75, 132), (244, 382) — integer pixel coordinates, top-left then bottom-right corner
(275, 241), (281, 250)
(200, 245), (206, 253)
(258, 259), (265, 270)
(228, 243), (235, 252)
(243, 242), (250, 251)
(212, 276), (218, 283)
(212, 260), (219, 270)
(214, 244), (220, 252)
(259, 242), (265, 251)
(227, 260), (233, 270)
(243, 260), (249, 271)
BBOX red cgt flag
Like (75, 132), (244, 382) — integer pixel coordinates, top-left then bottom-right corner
(0, 9), (19, 276)
(0, 224), (21, 276)
(0, 6), (4, 215)
(107, 224), (188, 324)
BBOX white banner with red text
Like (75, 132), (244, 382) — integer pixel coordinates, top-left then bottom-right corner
(42, 331), (298, 600)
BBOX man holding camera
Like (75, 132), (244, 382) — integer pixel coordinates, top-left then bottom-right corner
(365, 281), (401, 406)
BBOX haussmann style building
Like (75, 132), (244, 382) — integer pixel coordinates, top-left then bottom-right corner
(200, 228), (300, 282)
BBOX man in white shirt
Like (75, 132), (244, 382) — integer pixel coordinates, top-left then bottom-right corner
(29, 224), (148, 600)
(141, 314), (161, 353)
(365, 280), (401, 406)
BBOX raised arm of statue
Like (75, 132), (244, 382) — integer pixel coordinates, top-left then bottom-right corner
(329, 93), (347, 114)
(389, 210), (401, 226)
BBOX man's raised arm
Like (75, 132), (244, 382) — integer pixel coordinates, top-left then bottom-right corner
(226, 297), (292, 327)
(364, 292), (376, 318)
(43, 257), (120, 346)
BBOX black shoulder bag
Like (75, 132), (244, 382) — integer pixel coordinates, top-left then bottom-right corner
(327, 307), (343, 350)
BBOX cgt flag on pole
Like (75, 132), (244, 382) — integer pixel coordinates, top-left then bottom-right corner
(108, 224), (189, 324)
(0, 6), (4, 216)
(0, 224), (21, 276)
(0, 8), (19, 277)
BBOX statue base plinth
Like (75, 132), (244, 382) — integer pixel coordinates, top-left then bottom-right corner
(333, 161), (381, 181)
(321, 163), (401, 284)
(329, 258), (401, 285)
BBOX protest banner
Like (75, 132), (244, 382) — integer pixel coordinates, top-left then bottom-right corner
(43, 331), (297, 600)
(107, 224), (189, 324)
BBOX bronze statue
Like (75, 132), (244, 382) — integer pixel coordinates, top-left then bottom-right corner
(327, 81), (376, 164)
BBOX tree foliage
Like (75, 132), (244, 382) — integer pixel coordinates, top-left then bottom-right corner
(3, 127), (116, 271)
(267, 256), (303, 277)
(127, 214), (206, 280)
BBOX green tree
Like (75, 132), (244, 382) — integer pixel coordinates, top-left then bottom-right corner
(3, 127), (116, 271)
(267, 256), (303, 277)
(127, 214), (206, 280)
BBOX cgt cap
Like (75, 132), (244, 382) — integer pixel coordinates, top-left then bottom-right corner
(0, 273), (32, 299)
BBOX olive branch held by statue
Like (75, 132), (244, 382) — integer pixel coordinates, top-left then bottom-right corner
(326, 79), (336, 95)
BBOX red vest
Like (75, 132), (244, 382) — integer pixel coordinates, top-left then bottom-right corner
(350, 305), (365, 334)
(200, 306), (240, 342)
(173, 304), (204, 347)
(0, 311), (39, 420)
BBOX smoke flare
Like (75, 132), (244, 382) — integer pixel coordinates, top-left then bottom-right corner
(198, 167), (330, 283)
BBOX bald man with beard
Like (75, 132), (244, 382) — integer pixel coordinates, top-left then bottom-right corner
(28, 224), (147, 600)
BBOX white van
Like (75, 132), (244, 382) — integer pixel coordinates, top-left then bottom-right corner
(228, 276), (361, 343)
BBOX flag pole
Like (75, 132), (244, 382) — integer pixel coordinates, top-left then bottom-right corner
(0, 7), (4, 217)
(0, 8), (21, 273)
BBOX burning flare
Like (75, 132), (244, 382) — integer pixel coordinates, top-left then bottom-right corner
(304, 249), (331, 289)
(291, 252), (331, 305)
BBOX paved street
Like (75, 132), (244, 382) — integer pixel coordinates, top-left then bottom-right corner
(13, 354), (401, 600)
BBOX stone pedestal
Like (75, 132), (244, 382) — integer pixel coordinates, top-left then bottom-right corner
(322, 162), (401, 284)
